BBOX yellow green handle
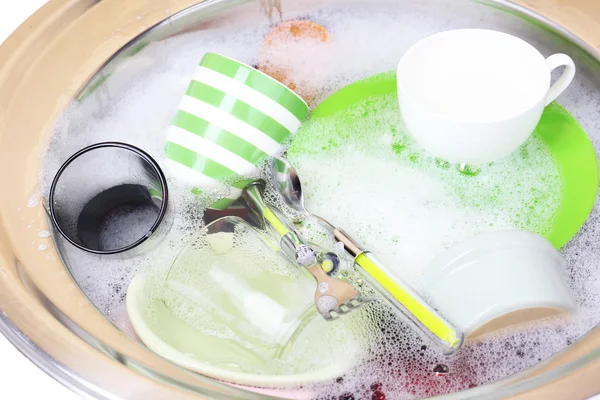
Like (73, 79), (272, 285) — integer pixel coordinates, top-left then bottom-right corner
(245, 183), (292, 238)
(263, 207), (291, 237)
(355, 252), (463, 352)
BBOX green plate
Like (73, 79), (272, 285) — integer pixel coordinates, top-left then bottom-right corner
(288, 72), (598, 249)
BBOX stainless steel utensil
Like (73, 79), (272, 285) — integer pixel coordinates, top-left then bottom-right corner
(271, 157), (464, 354)
(242, 181), (367, 320)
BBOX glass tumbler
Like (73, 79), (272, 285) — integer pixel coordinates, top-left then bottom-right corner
(49, 142), (171, 255)
(162, 216), (319, 372)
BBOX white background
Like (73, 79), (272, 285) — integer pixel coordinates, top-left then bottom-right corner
(0, 3), (80, 399)
(0, 1), (599, 400)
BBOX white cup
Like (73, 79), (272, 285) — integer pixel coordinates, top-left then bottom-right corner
(421, 230), (576, 338)
(397, 29), (576, 165)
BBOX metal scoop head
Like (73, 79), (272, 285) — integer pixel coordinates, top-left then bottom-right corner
(271, 157), (307, 213)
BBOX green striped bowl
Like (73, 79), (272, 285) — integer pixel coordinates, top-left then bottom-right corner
(166, 53), (309, 209)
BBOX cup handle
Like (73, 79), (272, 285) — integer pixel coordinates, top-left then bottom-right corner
(545, 53), (576, 106)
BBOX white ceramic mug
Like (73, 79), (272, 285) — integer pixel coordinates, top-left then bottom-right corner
(397, 29), (576, 165)
(421, 230), (576, 338)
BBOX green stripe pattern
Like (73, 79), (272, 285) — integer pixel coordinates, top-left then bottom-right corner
(201, 53), (308, 120)
(165, 52), (309, 210)
(174, 111), (269, 164)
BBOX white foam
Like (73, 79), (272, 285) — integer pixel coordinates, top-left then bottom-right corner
(27, 194), (40, 208)
(99, 206), (159, 250)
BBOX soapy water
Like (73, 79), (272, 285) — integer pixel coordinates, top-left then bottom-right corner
(36, 0), (600, 398)
(287, 92), (563, 291)
(99, 205), (159, 250)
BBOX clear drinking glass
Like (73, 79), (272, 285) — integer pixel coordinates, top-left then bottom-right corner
(162, 216), (319, 372)
(49, 142), (171, 255)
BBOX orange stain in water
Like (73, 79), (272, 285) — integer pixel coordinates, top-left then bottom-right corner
(258, 20), (331, 103)
(265, 20), (330, 45)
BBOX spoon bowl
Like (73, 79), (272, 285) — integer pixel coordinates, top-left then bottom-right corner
(271, 157), (307, 214)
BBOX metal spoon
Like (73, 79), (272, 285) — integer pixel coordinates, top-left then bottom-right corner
(271, 157), (464, 354)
